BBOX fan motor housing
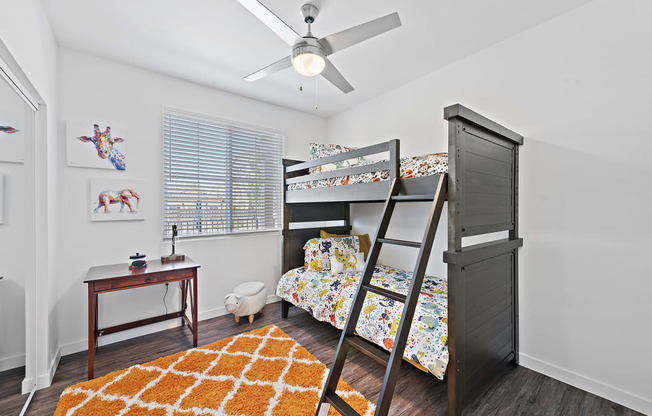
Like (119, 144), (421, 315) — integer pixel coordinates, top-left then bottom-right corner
(292, 37), (327, 61)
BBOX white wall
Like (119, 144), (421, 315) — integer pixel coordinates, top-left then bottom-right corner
(56, 49), (325, 355)
(325, 0), (652, 413)
(0, 0), (59, 389)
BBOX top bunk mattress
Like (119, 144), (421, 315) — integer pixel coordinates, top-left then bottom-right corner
(287, 153), (448, 191)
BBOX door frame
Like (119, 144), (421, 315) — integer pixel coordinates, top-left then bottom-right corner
(0, 39), (51, 396)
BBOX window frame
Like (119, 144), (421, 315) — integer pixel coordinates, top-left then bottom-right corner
(161, 107), (285, 240)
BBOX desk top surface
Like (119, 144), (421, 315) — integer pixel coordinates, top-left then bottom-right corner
(84, 257), (200, 283)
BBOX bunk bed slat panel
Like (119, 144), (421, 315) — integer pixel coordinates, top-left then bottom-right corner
(466, 171), (512, 195)
(465, 132), (514, 163)
(465, 278), (512, 319)
(460, 130), (517, 237)
(464, 335), (514, 396)
(466, 324), (513, 373)
(465, 255), (513, 300)
(465, 152), (513, 178)
(465, 193), (512, 215)
(465, 297), (511, 334)
(462, 251), (515, 399)
(465, 305), (512, 344)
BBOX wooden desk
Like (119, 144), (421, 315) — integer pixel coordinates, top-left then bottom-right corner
(84, 258), (200, 379)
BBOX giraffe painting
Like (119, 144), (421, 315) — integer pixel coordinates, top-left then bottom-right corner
(77, 124), (126, 170)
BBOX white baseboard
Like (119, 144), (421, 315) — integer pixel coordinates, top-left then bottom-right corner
(36, 347), (60, 390)
(59, 295), (282, 358)
(21, 376), (35, 394)
(0, 352), (25, 372)
(519, 353), (651, 415)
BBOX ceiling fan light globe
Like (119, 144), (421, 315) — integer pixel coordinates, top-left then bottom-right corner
(292, 52), (326, 76)
(291, 40), (327, 76)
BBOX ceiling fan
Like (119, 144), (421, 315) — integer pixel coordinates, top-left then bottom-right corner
(236, 0), (402, 94)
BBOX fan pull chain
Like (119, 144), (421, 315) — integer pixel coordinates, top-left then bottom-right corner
(315, 75), (318, 110)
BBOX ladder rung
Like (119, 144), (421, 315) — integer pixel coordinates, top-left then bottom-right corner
(391, 195), (435, 201)
(345, 335), (390, 366)
(324, 391), (361, 416)
(377, 238), (421, 248)
(363, 284), (407, 303)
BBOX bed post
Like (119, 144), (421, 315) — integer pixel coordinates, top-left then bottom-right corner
(510, 145), (520, 366)
(388, 139), (400, 183)
(444, 104), (523, 416)
(446, 117), (465, 416)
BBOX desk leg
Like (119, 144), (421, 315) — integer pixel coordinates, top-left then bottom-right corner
(94, 294), (99, 352)
(192, 272), (198, 347)
(88, 284), (96, 380)
(181, 280), (187, 327)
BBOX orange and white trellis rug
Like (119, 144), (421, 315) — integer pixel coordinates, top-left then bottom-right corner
(54, 325), (374, 416)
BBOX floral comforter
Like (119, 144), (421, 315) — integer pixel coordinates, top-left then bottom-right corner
(276, 265), (449, 379)
(287, 153), (448, 191)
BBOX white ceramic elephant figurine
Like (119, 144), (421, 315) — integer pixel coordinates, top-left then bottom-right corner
(224, 281), (267, 324)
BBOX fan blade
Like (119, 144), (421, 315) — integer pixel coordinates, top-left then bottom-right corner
(321, 60), (354, 94)
(244, 56), (292, 81)
(319, 12), (401, 55)
(235, 0), (300, 46)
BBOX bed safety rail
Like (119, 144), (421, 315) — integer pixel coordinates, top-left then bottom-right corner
(284, 139), (445, 204)
(285, 139), (400, 182)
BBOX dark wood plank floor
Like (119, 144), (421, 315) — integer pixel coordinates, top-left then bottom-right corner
(1, 302), (641, 416)
(0, 366), (28, 415)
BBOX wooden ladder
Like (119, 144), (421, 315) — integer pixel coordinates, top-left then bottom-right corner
(315, 174), (448, 416)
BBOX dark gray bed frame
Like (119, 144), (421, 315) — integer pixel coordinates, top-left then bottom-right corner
(281, 104), (523, 416)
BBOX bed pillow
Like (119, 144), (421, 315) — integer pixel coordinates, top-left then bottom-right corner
(309, 143), (365, 174)
(304, 236), (359, 271)
(330, 251), (365, 273)
(320, 230), (371, 260)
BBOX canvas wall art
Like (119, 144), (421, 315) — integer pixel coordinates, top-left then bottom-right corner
(90, 178), (144, 222)
(0, 112), (24, 163)
(67, 121), (127, 170)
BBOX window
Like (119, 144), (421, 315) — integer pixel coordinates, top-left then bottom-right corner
(163, 109), (284, 238)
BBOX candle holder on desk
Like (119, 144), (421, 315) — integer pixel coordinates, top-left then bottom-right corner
(161, 224), (185, 263)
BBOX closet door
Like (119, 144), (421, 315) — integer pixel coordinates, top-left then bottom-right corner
(0, 69), (35, 412)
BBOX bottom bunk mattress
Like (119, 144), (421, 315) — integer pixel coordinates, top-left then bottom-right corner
(276, 265), (449, 379)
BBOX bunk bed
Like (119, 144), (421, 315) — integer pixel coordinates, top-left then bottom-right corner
(279, 104), (523, 416)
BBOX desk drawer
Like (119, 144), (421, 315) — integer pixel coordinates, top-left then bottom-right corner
(92, 268), (195, 293)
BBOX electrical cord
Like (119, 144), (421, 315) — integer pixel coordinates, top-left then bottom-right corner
(163, 283), (169, 314)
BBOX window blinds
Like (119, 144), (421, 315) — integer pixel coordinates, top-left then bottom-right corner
(163, 110), (284, 238)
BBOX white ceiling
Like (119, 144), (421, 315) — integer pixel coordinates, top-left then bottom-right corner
(41, 0), (593, 117)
